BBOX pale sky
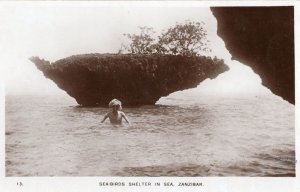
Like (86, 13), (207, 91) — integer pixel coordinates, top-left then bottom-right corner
(0, 2), (271, 97)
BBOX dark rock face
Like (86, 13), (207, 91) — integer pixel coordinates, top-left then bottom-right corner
(30, 54), (228, 106)
(211, 7), (294, 104)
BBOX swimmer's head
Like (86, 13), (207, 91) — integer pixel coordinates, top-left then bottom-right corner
(108, 99), (122, 110)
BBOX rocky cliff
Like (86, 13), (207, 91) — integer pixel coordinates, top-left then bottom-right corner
(30, 54), (228, 106)
(211, 7), (294, 104)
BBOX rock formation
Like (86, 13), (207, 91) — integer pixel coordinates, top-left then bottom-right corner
(30, 54), (228, 106)
(211, 7), (294, 104)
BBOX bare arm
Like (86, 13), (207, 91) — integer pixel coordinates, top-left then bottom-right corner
(101, 113), (108, 123)
(121, 112), (130, 124)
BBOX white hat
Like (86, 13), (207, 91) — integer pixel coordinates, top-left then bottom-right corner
(108, 99), (122, 110)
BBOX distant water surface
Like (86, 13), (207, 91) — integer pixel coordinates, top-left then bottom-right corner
(5, 94), (295, 176)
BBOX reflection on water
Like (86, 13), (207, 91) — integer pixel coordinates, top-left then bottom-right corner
(5, 94), (294, 176)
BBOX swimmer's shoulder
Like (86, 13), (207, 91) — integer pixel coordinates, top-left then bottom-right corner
(105, 111), (112, 117)
(119, 111), (125, 116)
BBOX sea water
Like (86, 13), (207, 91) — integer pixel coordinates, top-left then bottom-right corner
(5, 93), (295, 176)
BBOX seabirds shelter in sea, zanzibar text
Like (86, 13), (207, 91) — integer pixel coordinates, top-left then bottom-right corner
(98, 181), (203, 187)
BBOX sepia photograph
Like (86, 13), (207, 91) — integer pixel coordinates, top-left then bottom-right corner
(0, 0), (297, 188)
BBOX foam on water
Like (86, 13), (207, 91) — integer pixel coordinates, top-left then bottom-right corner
(5, 94), (294, 176)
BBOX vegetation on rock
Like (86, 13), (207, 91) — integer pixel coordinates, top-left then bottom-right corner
(122, 20), (210, 56)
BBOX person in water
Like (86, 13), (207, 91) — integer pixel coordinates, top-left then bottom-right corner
(101, 99), (130, 125)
